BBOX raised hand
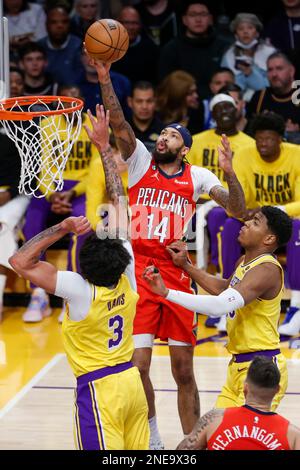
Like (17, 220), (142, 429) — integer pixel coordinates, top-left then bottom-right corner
(218, 134), (234, 175)
(61, 216), (91, 236)
(142, 266), (169, 297)
(84, 104), (110, 151)
(166, 241), (189, 268)
(84, 46), (111, 83)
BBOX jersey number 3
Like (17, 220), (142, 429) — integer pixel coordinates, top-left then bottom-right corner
(108, 315), (124, 349)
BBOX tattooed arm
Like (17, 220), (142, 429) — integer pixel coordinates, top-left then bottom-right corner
(9, 217), (91, 293)
(85, 105), (125, 203)
(87, 58), (136, 160)
(176, 408), (224, 450)
(209, 134), (246, 219)
(85, 105), (129, 239)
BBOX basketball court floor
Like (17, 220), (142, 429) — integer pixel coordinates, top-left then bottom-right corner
(0, 307), (300, 450)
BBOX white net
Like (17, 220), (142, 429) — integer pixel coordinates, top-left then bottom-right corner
(0, 96), (83, 197)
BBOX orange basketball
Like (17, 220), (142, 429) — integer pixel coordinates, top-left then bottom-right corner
(84, 19), (129, 63)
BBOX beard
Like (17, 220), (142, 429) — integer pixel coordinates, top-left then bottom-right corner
(153, 142), (185, 164)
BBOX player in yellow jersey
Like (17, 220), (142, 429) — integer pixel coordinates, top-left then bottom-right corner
(9, 105), (150, 450)
(218, 112), (300, 335)
(143, 206), (292, 410)
(22, 85), (100, 323)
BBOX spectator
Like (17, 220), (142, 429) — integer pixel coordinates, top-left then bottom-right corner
(79, 50), (131, 117)
(246, 51), (300, 143)
(158, 1), (231, 99)
(156, 70), (203, 134)
(136, 0), (178, 46)
(202, 67), (235, 130)
(220, 83), (248, 131)
(265, 0), (300, 53)
(4, 0), (47, 52)
(38, 5), (84, 85)
(218, 112), (300, 334)
(112, 6), (159, 85)
(70, 0), (99, 39)
(0, 68), (30, 322)
(127, 81), (164, 152)
(19, 42), (58, 95)
(221, 13), (276, 101)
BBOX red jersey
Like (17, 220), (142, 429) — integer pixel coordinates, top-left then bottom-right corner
(128, 140), (221, 260)
(207, 405), (290, 450)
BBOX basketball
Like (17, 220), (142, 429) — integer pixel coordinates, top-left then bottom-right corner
(84, 19), (129, 63)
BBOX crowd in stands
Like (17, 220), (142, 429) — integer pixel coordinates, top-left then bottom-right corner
(1, 0), (300, 335)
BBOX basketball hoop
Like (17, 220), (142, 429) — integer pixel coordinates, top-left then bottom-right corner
(0, 95), (84, 198)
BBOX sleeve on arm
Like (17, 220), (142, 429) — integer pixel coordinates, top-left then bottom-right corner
(191, 166), (223, 202)
(55, 271), (92, 321)
(166, 287), (245, 317)
(122, 239), (137, 291)
(127, 139), (152, 188)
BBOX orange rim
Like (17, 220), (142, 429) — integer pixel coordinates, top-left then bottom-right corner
(0, 95), (84, 121)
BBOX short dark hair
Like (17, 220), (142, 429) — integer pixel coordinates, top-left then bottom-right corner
(250, 111), (285, 137)
(219, 83), (243, 99)
(132, 81), (154, 95)
(19, 42), (47, 60)
(261, 206), (293, 248)
(10, 67), (25, 80)
(246, 356), (280, 389)
(210, 67), (235, 81)
(181, 1), (212, 16)
(79, 233), (131, 287)
(267, 51), (294, 67)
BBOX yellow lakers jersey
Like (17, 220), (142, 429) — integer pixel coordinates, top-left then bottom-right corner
(39, 113), (99, 197)
(226, 254), (283, 354)
(233, 142), (300, 217)
(62, 274), (139, 377)
(188, 129), (254, 198)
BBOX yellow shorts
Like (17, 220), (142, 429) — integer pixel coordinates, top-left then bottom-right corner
(74, 365), (150, 450)
(215, 353), (287, 411)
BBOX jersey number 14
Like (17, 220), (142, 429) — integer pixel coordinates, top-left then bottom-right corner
(147, 214), (169, 243)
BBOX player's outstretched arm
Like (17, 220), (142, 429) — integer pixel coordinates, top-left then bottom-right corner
(85, 104), (129, 239)
(9, 217), (91, 293)
(176, 409), (224, 450)
(209, 134), (246, 219)
(167, 241), (229, 295)
(143, 265), (245, 317)
(86, 56), (136, 160)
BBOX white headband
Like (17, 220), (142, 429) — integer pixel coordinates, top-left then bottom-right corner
(209, 93), (237, 112)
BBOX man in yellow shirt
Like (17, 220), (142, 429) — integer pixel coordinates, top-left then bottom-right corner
(143, 206), (293, 410)
(219, 111), (300, 335)
(9, 105), (149, 450)
(22, 85), (98, 322)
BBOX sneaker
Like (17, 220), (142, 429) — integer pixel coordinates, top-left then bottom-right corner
(149, 437), (165, 450)
(216, 315), (227, 332)
(278, 309), (300, 336)
(58, 303), (66, 323)
(280, 306), (299, 325)
(22, 290), (52, 323)
(205, 316), (220, 328)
